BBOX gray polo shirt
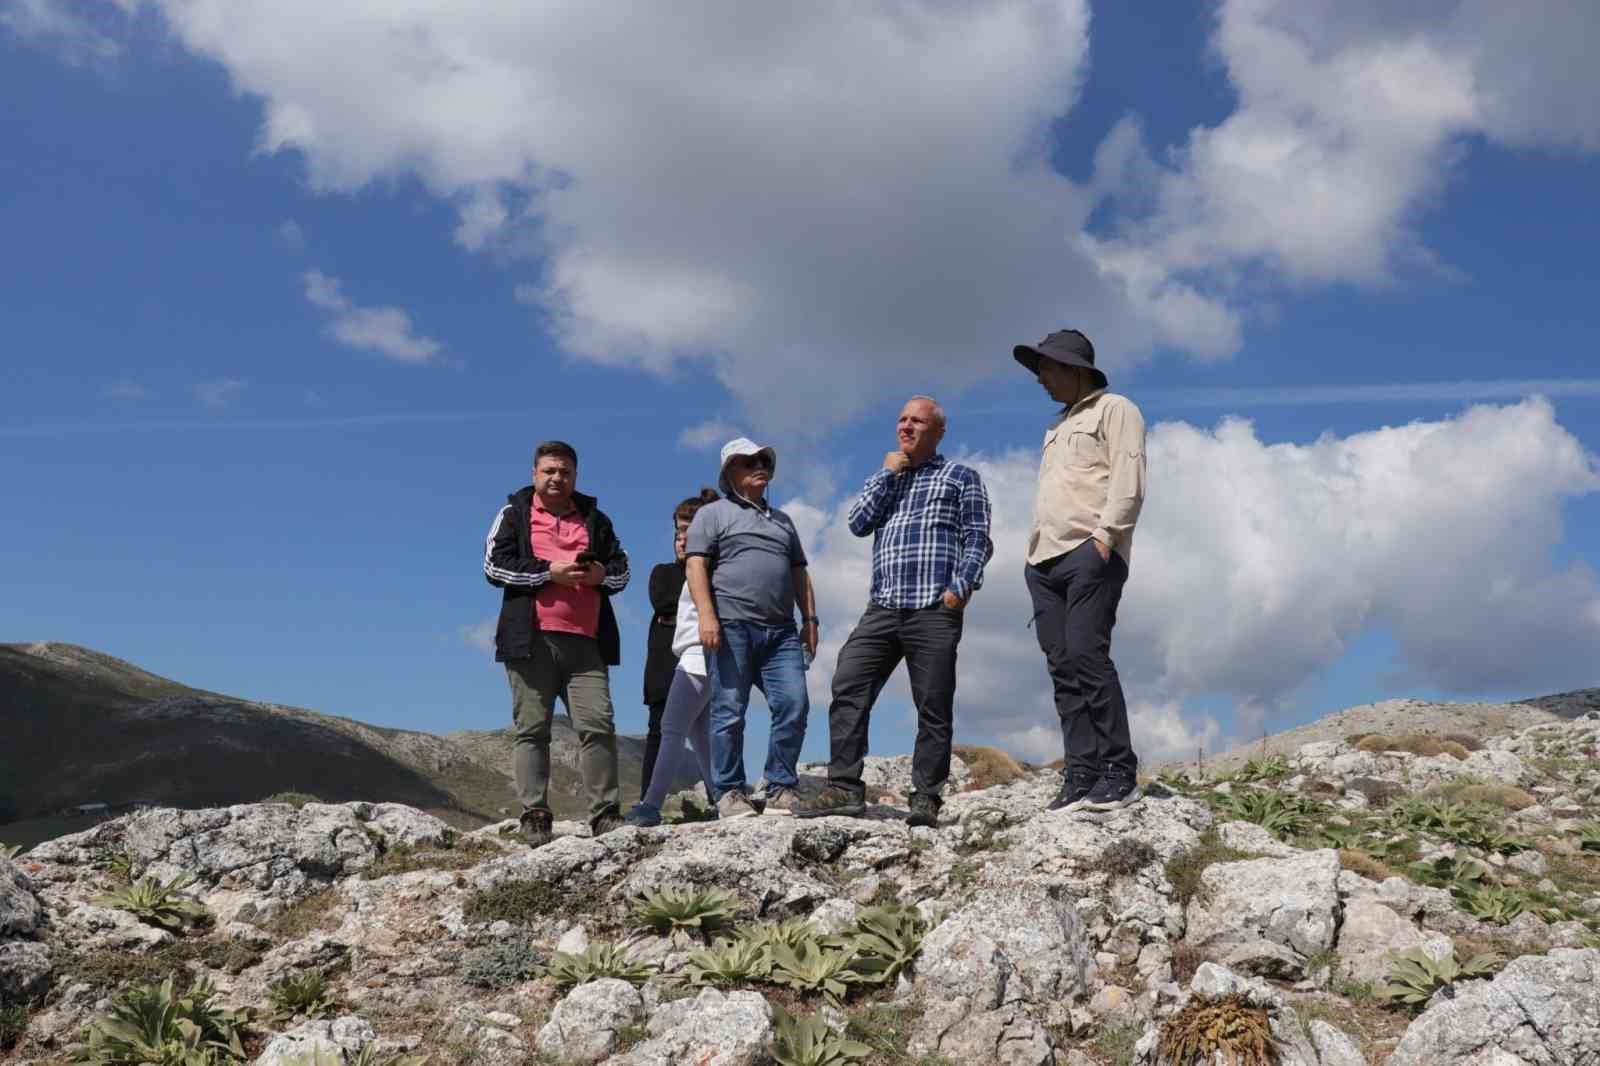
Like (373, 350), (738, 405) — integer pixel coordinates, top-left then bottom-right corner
(685, 497), (808, 626)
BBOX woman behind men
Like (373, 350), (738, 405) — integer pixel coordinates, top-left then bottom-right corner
(626, 487), (722, 827)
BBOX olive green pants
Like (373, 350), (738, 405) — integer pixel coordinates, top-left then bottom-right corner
(506, 632), (620, 828)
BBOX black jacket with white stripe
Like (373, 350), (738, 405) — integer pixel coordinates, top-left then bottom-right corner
(483, 486), (630, 665)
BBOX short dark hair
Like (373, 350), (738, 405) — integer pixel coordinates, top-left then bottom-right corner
(533, 440), (578, 467)
(674, 487), (719, 526)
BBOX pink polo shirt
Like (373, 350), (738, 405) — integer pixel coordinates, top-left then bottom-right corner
(530, 496), (600, 638)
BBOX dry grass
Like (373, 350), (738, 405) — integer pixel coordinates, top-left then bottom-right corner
(362, 836), (501, 879)
(1338, 849), (1398, 882)
(1163, 829), (1250, 908)
(1439, 732), (1486, 752)
(1292, 991), (1411, 1065)
(1427, 781), (1537, 811)
(952, 745), (1028, 790)
(1355, 734), (1470, 760)
(260, 888), (342, 941)
(1171, 942), (1205, 986)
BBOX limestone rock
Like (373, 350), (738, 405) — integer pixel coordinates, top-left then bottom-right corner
(0, 939), (52, 1000)
(1336, 897), (1453, 986)
(536, 978), (645, 1064)
(608, 987), (771, 1066)
(1387, 948), (1600, 1065)
(1309, 1020), (1367, 1066)
(0, 857), (43, 937)
(1214, 820), (1296, 858)
(254, 1014), (375, 1065)
(1183, 850), (1340, 973)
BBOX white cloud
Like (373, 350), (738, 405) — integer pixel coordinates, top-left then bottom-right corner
(678, 419), (741, 452)
(459, 620), (496, 656)
(193, 378), (245, 409)
(275, 219), (305, 252)
(301, 269), (441, 364)
(104, 381), (147, 400)
(794, 399), (1600, 758)
(1084, 0), (1600, 331)
(1, 0), (120, 62)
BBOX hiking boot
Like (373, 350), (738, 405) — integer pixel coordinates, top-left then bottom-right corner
(1047, 770), (1098, 812)
(624, 802), (662, 828)
(906, 793), (940, 828)
(591, 810), (625, 836)
(763, 786), (801, 816)
(1077, 773), (1142, 812)
(519, 810), (554, 849)
(794, 784), (866, 819)
(716, 790), (759, 820)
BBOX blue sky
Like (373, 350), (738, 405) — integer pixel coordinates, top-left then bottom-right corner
(3, 1), (1597, 768)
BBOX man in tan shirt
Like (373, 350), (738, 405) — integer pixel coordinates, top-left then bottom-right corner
(1015, 329), (1147, 813)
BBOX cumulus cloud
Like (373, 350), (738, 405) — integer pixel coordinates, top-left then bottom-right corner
(795, 399), (1600, 758)
(302, 269), (441, 365)
(193, 378), (245, 409)
(678, 419), (742, 452)
(1086, 0), (1600, 329)
(1, 0), (120, 62)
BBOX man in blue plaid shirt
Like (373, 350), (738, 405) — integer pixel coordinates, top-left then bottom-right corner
(797, 396), (992, 827)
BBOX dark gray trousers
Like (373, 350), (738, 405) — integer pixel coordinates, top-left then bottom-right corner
(1025, 540), (1137, 780)
(825, 602), (964, 801)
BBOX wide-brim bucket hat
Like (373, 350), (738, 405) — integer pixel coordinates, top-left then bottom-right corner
(718, 437), (778, 498)
(1013, 329), (1107, 391)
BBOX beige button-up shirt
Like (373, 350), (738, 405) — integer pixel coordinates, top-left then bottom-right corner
(1027, 389), (1147, 565)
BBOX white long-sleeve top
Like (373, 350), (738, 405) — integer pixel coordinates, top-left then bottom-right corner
(669, 581), (706, 676)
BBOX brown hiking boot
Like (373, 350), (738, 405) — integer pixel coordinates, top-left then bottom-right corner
(763, 786), (801, 816)
(716, 790), (759, 820)
(906, 793), (940, 828)
(794, 784), (866, 819)
(520, 810), (554, 849)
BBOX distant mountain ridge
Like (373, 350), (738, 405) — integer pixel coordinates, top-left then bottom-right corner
(0, 642), (675, 846)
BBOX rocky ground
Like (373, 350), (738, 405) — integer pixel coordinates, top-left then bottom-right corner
(4, 697), (1600, 1065)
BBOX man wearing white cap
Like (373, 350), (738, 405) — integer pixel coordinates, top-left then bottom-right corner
(684, 438), (817, 818)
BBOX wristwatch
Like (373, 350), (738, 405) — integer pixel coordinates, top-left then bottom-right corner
(802, 616), (820, 625)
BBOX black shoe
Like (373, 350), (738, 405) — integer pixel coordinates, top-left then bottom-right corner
(906, 793), (940, 828)
(520, 810), (554, 849)
(591, 810), (625, 836)
(1077, 773), (1142, 812)
(794, 784), (867, 819)
(1047, 771), (1098, 812)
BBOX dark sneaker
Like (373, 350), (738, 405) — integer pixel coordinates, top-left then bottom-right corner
(679, 797), (718, 823)
(763, 786), (801, 816)
(624, 803), (662, 828)
(519, 810), (554, 849)
(716, 790), (759, 820)
(1047, 771), (1098, 812)
(794, 784), (867, 819)
(906, 793), (940, 828)
(591, 811), (625, 836)
(1077, 774), (1142, 812)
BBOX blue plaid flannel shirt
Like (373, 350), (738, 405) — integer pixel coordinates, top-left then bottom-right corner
(847, 454), (993, 609)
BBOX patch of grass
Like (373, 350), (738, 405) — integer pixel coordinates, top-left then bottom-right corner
(843, 1000), (954, 1065)
(363, 836), (500, 879)
(1426, 781), (1536, 812)
(951, 745), (1027, 790)
(463, 879), (563, 924)
(264, 791), (323, 808)
(613, 1023), (649, 1054)
(946, 862), (979, 892)
(1, 999), (28, 1050)
(1338, 849), (1397, 882)
(1355, 734), (1470, 760)
(1164, 829), (1251, 908)
(260, 888), (342, 941)
(1439, 733), (1485, 752)
(1097, 838), (1158, 877)
(1086, 1021), (1142, 1066)
(1294, 992), (1412, 1066)
(65, 937), (265, 992)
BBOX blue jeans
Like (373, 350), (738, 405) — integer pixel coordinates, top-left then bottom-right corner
(708, 621), (809, 796)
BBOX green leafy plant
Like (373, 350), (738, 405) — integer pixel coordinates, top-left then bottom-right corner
(1406, 855), (1490, 895)
(771, 1006), (871, 1066)
(767, 939), (871, 1006)
(1155, 994), (1276, 1066)
(738, 916), (824, 954)
(92, 873), (210, 931)
(1381, 947), (1498, 1009)
(1307, 822), (1364, 850)
(847, 904), (925, 985)
(629, 885), (741, 938)
(265, 972), (340, 1022)
(681, 936), (773, 987)
(76, 976), (249, 1066)
(282, 1047), (431, 1066)
(1234, 754), (1290, 784)
(93, 845), (138, 883)
(1455, 885), (1527, 925)
(462, 935), (546, 989)
(1214, 789), (1320, 840)
(546, 943), (655, 990)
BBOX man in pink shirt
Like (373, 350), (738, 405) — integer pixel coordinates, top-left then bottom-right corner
(484, 440), (631, 846)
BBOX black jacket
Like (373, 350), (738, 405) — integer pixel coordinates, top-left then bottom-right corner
(642, 561), (686, 705)
(483, 487), (630, 665)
